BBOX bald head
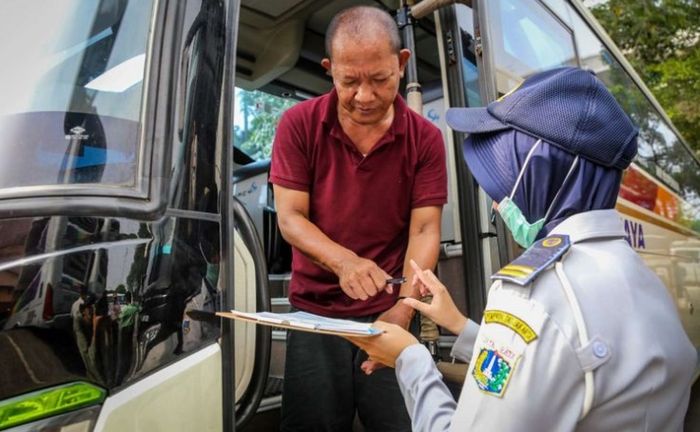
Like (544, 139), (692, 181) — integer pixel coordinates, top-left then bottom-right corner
(325, 6), (401, 59)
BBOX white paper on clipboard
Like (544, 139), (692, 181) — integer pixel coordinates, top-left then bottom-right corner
(216, 310), (382, 337)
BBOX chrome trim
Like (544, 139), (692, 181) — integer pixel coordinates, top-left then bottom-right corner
(0, 238), (150, 272)
(135, 0), (161, 197)
(0, 183), (147, 200)
(165, 207), (222, 222)
(268, 273), (291, 281)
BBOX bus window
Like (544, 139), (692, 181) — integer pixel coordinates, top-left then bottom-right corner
(485, 0), (578, 95)
(233, 88), (299, 163)
(456, 4), (482, 108)
(0, 0), (154, 194)
(560, 2), (700, 233)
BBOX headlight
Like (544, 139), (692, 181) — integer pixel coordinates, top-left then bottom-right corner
(0, 382), (105, 431)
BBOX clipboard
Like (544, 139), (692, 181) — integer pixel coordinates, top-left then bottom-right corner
(187, 309), (383, 338)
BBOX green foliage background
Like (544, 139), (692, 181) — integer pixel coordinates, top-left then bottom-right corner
(234, 89), (296, 160)
(590, 0), (700, 154)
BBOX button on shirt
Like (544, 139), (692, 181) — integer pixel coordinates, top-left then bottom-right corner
(395, 209), (697, 431)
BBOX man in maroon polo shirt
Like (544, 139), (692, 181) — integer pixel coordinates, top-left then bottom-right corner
(270, 6), (447, 431)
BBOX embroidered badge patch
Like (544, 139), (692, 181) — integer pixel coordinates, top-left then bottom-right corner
(472, 345), (517, 397)
(484, 310), (538, 343)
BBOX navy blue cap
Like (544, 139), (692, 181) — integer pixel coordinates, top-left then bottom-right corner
(446, 67), (638, 170)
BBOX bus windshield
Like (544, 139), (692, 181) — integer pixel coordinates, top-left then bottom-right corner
(0, 0), (154, 193)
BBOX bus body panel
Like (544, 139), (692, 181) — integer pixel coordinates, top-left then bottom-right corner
(233, 231), (257, 400)
(94, 344), (222, 432)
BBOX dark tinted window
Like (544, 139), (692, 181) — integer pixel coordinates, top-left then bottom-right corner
(169, 0), (226, 213)
(0, 216), (222, 399)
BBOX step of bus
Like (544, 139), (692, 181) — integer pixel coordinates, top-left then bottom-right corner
(263, 376), (284, 399)
(268, 272), (290, 299)
(269, 329), (287, 378)
(271, 297), (291, 313)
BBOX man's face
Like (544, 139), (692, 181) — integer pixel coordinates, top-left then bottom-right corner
(323, 37), (410, 126)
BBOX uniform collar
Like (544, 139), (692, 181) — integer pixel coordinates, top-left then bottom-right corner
(549, 209), (626, 244)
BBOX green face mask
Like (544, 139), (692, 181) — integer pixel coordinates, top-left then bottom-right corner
(497, 196), (545, 249)
(496, 140), (579, 249)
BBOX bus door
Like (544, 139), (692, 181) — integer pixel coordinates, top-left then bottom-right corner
(227, 0), (494, 410)
(229, 0), (469, 417)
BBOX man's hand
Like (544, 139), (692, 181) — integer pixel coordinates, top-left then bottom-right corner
(403, 259), (467, 335)
(336, 255), (393, 301)
(347, 321), (419, 369)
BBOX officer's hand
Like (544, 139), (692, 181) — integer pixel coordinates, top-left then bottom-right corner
(337, 256), (393, 301)
(359, 300), (414, 374)
(403, 259), (468, 335)
(346, 321), (419, 370)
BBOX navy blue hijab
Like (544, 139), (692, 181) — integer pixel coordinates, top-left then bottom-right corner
(464, 129), (622, 238)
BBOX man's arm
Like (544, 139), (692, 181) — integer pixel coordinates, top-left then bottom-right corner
(360, 206), (441, 373)
(375, 205), (442, 328)
(273, 184), (391, 301)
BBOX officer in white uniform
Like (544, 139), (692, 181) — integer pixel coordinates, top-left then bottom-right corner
(348, 67), (697, 431)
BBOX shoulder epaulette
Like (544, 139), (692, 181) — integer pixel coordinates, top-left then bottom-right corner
(491, 234), (571, 286)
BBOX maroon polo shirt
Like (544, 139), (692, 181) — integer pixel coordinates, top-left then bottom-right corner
(270, 89), (447, 318)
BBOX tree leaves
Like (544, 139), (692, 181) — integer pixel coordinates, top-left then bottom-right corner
(591, 0), (700, 154)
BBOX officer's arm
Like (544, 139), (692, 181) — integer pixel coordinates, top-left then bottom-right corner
(451, 310), (584, 430)
(395, 344), (457, 432)
(450, 319), (480, 363)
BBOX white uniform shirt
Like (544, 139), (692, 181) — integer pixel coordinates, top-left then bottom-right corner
(396, 209), (697, 431)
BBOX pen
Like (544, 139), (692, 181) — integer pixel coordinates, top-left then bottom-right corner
(386, 277), (406, 285)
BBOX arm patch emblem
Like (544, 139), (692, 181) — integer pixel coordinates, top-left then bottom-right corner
(473, 344), (518, 397)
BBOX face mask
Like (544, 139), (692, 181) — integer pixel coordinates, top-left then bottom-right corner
(496, 140), (579, 249)
(498, 196), (545, 248)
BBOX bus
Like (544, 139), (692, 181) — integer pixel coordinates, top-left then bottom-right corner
(0, 0), (697, 431)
